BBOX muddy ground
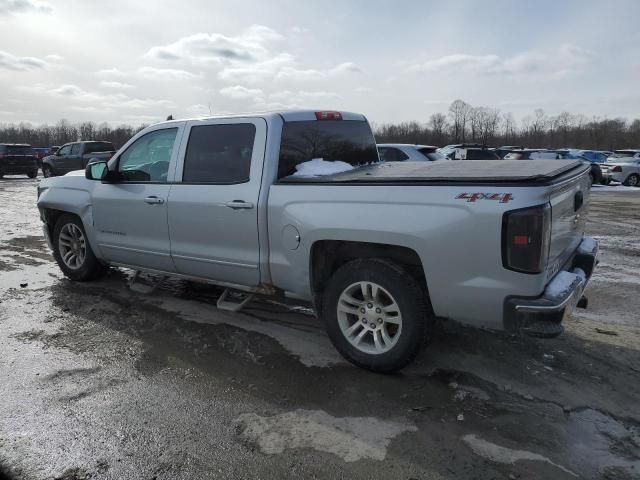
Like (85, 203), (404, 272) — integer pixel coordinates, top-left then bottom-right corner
(0, 176), (639, 480)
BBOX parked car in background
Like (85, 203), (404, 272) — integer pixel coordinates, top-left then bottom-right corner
(37, 110), (598, 372)
(0, 144), (39, 178)
(504, 149), (602, 185)
(438, 144), (500, 160)
(503, 149), (555, 160)
(377, 144), (447, 162)
(601, 150), (640, 186)
(493, 146), (525, 159)
(42, 141), (116, 177)
(574, 150), (610, 163)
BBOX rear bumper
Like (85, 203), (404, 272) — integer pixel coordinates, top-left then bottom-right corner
(504, 236), (598, 337)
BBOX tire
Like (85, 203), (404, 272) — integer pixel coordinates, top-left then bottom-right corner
(588, 173), (594, 186)
(52, 214), (107, 281)
(27, 169), (38, 179)
(42, 165), (53, 178)
(623, 174), (640, 187)
(322, 258), (433, 372)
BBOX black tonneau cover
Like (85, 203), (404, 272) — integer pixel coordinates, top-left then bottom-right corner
(281, 160), (586, 184)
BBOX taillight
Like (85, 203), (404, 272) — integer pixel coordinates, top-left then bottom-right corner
(612, 166), (622, 172)
(315, 111), (342, 120)
(502, 204), (551, 274)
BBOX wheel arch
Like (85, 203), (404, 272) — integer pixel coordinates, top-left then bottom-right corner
(309, 240), (432, 318)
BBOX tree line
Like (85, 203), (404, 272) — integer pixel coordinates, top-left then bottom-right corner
(1, 99), (640, 151)
(375, 99), (640, 150)
(0, 120), (147, 149)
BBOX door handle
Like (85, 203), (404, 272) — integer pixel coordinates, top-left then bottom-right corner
(224, 200), (254, 210)
(144, 196), (165, 205)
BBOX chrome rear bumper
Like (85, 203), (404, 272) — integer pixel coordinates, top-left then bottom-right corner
(504, 236), (598, 337)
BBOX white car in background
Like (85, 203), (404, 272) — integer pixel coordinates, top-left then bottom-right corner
(377, 144), (448, 162)
(601, 150), (640, 186)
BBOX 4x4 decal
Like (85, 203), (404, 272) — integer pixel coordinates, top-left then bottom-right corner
(456, 193), (513, 203)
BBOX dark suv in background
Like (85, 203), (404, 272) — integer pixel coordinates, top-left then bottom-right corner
(0, 144), (39, 178)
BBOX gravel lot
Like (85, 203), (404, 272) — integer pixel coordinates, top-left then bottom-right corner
(1, 176), (639, 480)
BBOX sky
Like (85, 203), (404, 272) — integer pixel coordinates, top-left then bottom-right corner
(0, 0), (639, 126)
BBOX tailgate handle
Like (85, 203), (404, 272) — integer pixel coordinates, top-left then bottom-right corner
(574, 191), (583, 212)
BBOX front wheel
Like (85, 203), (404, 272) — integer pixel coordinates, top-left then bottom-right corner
(322, 258), (433, 372)
(623, 174), (640, 187)
(52, 214), (107, 281)
(42, 165), (53, 178)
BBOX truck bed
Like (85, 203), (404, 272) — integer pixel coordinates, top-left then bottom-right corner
(281, 160), (586, 185)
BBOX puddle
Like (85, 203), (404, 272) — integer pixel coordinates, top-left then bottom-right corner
(236, 409), (417, 462)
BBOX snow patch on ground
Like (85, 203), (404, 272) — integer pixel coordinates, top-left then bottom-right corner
(462, 434), (577, 476)
(291, 158), (354, 177)
(236, 409), (417, 462)
(591, 184), (640, 193)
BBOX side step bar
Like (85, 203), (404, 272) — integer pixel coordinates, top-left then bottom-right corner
(217, 288), (254, 312)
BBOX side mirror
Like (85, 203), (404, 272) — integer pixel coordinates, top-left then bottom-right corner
(86, 161), (108, 181)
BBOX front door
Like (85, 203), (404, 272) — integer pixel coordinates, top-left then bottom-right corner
(167, 118), (266, 286)
(92, 124), (184, 272)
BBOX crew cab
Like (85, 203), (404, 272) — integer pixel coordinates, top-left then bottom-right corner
(0, 144), (38, 178)
(42, 141), (115, 178)
(37, 110), (598, 372)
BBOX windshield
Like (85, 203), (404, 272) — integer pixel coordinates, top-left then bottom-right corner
(278, 120), (378, 179)
(417, 148), (446, 161)
(85, 142), (115, 154)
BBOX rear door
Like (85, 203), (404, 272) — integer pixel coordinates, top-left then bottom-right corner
(92, 124), (185, 271)
(167, 118), (266, 286)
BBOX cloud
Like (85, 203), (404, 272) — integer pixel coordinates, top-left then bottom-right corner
(18, 83), (174, 111)
(0, 0), (52, 15)
(136, 66), (200, 81)
(45, 54), (63, 62)
(146, 24), (283, 65)
(99, 81), (135, 90)
(220, 85), (264, 101)
(147, 25), (359, 84)
(0, 50), (47, 71)
(96, 68), (128, 78)
(406, 44), (593, 79)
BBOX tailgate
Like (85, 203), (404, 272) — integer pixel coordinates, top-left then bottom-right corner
(548, 167), (591, 271)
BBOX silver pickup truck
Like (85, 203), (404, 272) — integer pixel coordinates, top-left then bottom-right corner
(37, 110), (598, 372)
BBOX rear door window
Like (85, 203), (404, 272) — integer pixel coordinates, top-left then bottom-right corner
(182, 124), (256, 183)
(278, 120), (378, 179)
(85, 142), (115, 154)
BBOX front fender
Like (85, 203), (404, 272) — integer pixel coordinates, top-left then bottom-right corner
(37, 178), (103, 259)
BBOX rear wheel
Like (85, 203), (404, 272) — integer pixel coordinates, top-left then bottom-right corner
(623, 174), (639, 187)
(52, 214), (107, 281)
(322, 258), (433, 372)
(42, 165), (53, 178)
(27, 169), (38, 179)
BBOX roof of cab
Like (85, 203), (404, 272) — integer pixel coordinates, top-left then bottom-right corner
(151, 110), (367, 128)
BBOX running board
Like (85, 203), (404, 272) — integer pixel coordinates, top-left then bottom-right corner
(216, 288), (254, 312)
